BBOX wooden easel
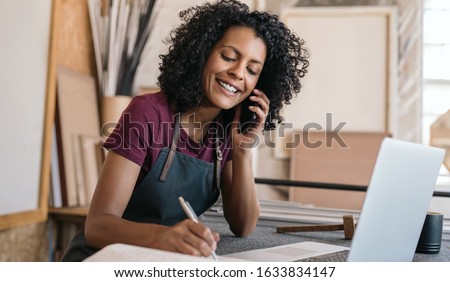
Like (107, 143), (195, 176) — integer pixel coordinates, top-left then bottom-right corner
(276, 214), (356, 239)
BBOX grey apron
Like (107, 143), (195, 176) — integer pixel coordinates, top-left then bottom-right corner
(61, 114), (222, 261)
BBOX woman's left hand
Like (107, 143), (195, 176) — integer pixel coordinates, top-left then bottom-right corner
(232, 89), (270, 148)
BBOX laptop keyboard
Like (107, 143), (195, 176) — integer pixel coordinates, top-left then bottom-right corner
(296, 250), (349, 262)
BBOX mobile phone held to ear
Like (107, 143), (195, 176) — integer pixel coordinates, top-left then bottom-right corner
(239, 94), (257, 133)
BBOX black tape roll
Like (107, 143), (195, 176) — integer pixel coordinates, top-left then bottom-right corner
(416, 212), (443, 254)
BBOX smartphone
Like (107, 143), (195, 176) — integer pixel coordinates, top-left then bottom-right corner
(239, 94), (257, 133)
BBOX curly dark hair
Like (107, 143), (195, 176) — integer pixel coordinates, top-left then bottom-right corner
(157, 0), (308, 130)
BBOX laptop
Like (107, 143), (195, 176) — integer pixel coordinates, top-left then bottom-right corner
(224, 138), (445, 262)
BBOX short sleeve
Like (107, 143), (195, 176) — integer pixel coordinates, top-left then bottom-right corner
(102, 96), (155, 166)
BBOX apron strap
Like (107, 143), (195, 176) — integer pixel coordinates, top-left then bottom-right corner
(159, 114), (181, 182)
(159, 113), (222, 191)
(213, 135), (223, 191)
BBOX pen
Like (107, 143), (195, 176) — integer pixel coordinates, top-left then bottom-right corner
(178, 196), (218, 261)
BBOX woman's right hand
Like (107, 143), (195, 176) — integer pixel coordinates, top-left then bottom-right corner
(151, 219), (220, 257)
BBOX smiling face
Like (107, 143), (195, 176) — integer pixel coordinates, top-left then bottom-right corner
(202, 26), (267, 111)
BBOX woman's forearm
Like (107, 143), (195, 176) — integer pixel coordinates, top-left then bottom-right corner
(222, 148), (260, 237)
(84, 213), (166, 249)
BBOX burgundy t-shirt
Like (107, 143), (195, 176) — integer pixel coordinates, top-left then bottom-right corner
(103, 92), (232, 186)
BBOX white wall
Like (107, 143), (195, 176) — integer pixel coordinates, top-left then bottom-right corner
(0, 0), (51, 214)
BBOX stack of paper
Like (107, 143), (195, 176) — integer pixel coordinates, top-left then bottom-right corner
(84, 243), (246, 262)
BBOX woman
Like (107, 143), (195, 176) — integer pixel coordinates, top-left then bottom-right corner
(62, 0), (308, 261)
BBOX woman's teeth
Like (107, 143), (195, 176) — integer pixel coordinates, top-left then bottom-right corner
(219, 81), (238, 93)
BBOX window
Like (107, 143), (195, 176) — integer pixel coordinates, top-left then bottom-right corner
(423, 0), (450, 145)
(423, 0), (450, 186)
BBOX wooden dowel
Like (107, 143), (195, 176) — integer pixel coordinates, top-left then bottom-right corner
(276, 215), (356, 240)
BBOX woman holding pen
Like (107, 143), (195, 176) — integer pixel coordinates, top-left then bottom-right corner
(62, 0), (308, 261)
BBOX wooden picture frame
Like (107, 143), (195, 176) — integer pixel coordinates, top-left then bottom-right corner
(0, 0), (95, 230)
(0, 0), (55, 229)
